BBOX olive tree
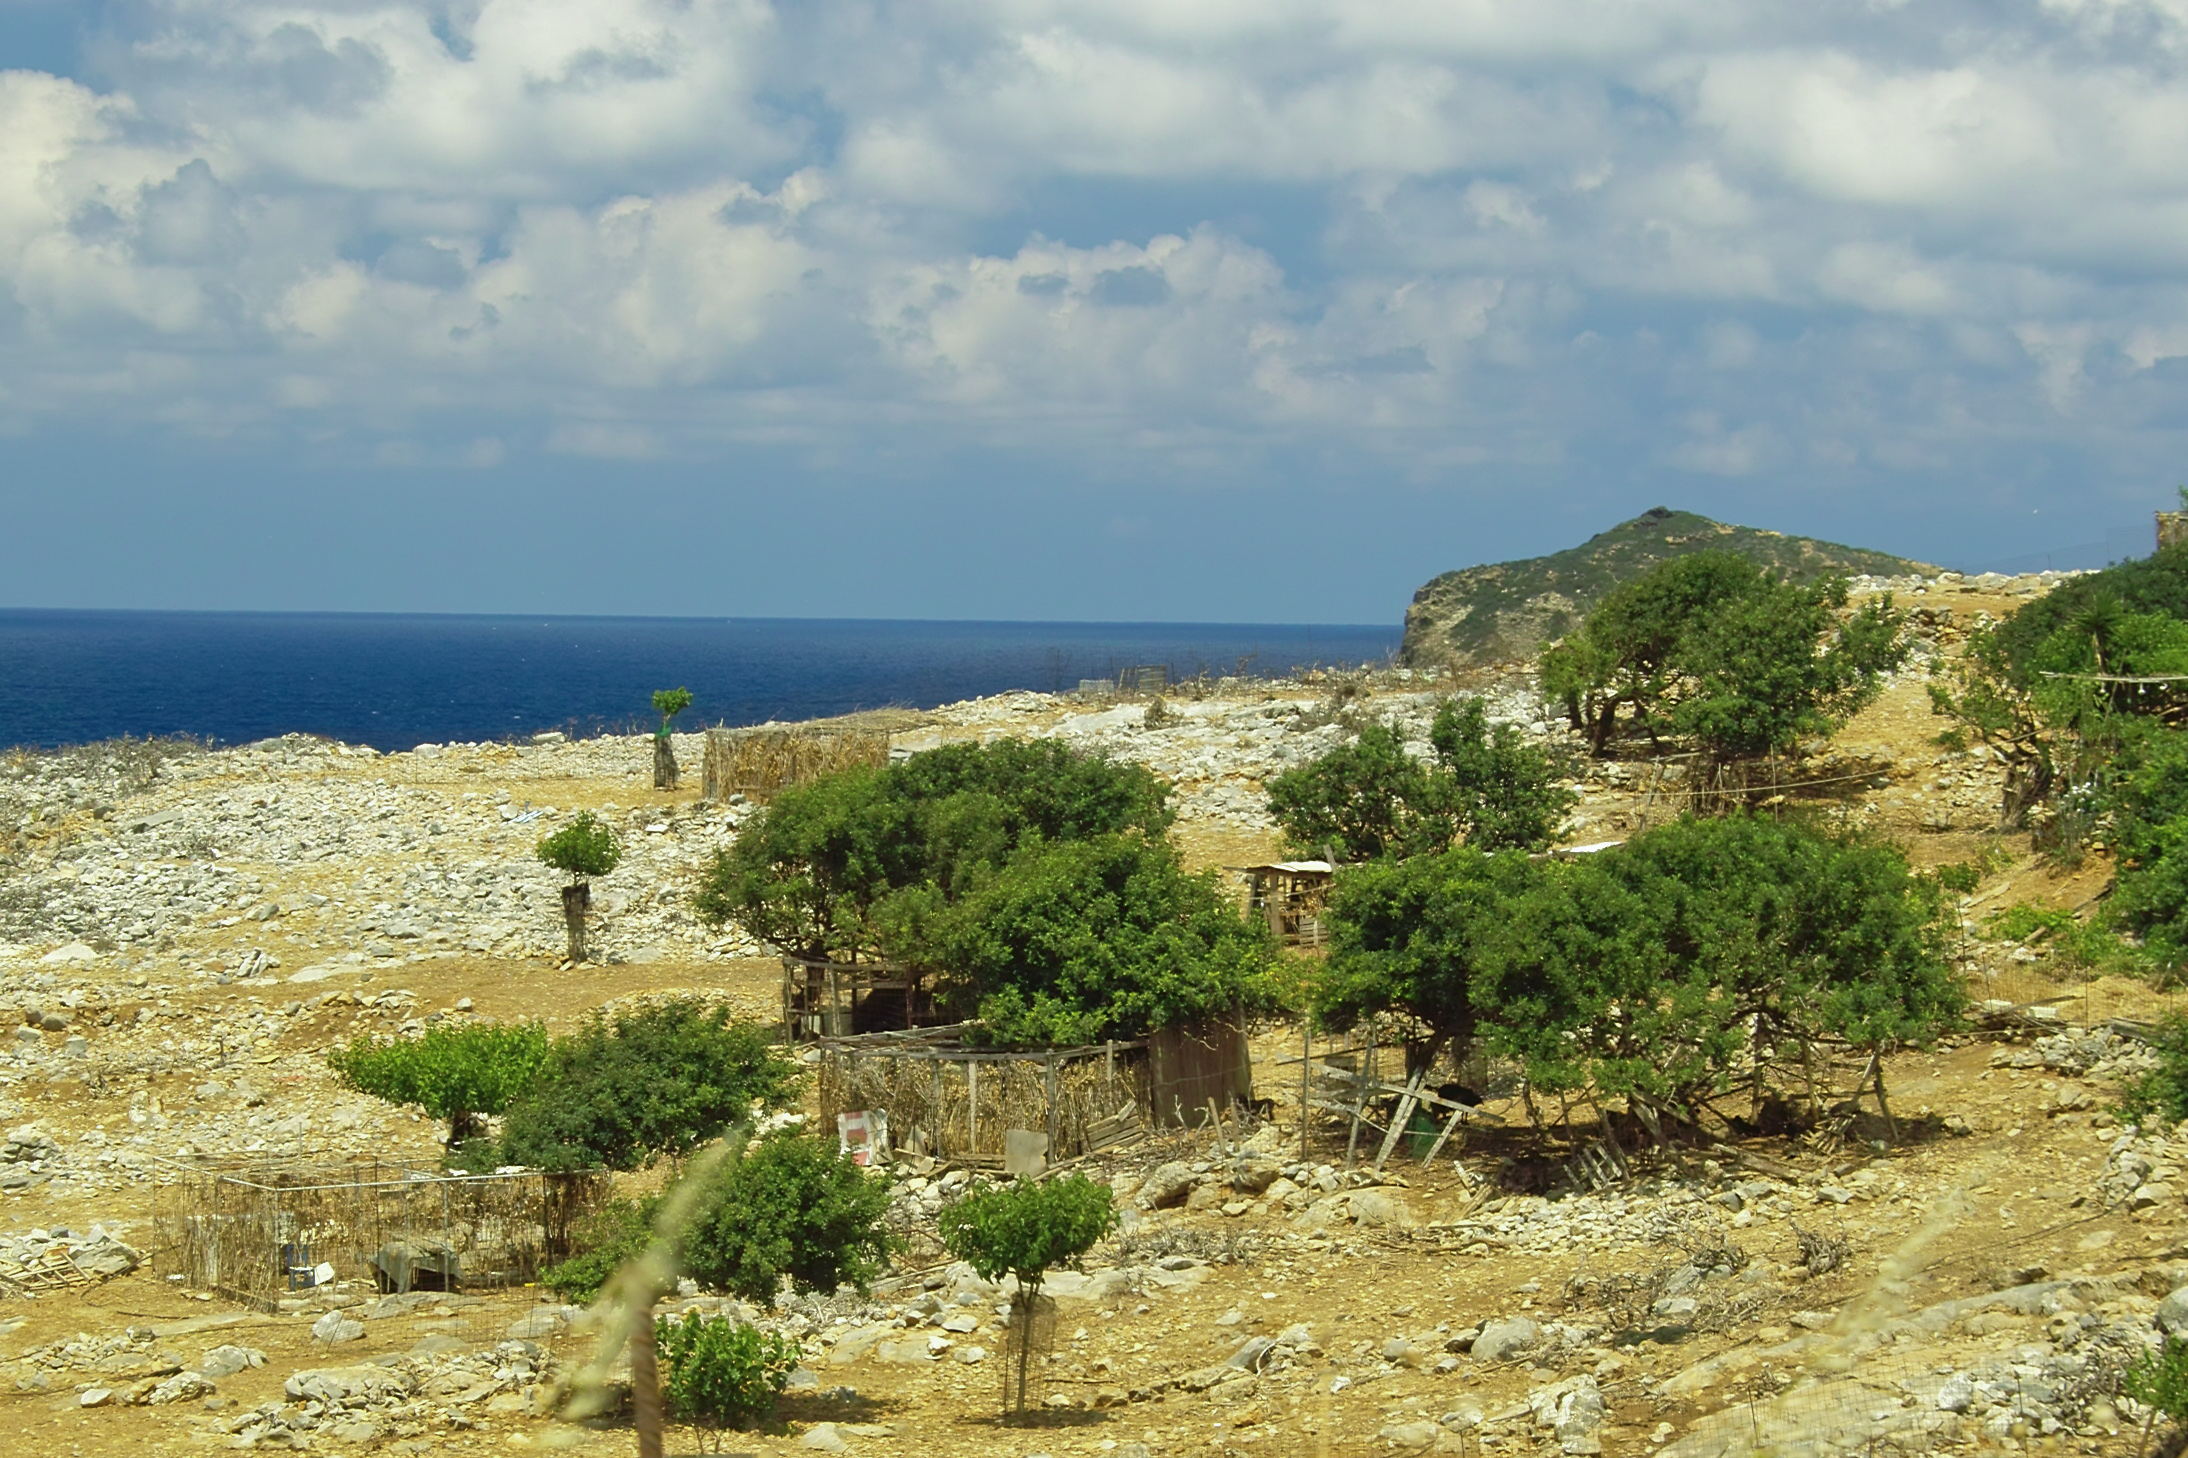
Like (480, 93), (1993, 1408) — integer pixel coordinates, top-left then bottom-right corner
(652, 687), (694, 790)
(537, 811), (622, 963)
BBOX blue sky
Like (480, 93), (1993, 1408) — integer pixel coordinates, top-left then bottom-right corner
(1, 0), (2183, 621)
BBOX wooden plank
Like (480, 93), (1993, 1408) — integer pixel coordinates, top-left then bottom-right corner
(1373, 1069), (1426, 1171)
(1419, 1105), (1467, 1166)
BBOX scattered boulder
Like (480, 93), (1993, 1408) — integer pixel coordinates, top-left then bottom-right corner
(1472, 1316), (1541, 1364)
(310, 1311), (365, 1345)
(1138, 1162), (1201, 1209)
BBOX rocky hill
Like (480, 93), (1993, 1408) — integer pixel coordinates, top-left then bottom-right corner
(1400, 506), (1935, 667)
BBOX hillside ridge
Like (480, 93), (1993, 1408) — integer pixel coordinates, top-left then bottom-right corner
(1399, 506), (1935, 667)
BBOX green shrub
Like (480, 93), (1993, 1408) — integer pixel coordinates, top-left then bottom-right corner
(681, 1131), (895, 1303)
(2124, 1335), (2188, 1435)
(537, 811), (623, 881)
(913, 833), (1278, 1045)
(655, 1311), (801, 1447)
(328, 1021), (549, 1146)
(539, 1198), (656, 1303)
(500, 1001), (796, 1172)
(1265, 696), (1574, 861)
(692, 738), (1172, 961)
(2118, 1017), (2188, 1129)
(939, 1174), (1117, 1417)
(1981, 901), (2146, 977)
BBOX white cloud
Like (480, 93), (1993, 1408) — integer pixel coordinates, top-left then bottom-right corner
(0, 0), (2184, 514)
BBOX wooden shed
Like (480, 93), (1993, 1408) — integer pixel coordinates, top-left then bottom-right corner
(1235, 860), (1335, 947)
(780, 954), (935, 1041)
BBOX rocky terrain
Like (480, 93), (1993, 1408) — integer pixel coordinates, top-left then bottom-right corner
(4, 566), (2188, 1456)
(1399, 507), (1940, 669)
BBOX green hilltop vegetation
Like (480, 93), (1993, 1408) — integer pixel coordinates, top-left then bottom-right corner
(1399, 506), (1935, 668)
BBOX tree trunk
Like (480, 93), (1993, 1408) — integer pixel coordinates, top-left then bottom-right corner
(561, 882), (591, 964)
(631, 1301), (663, 1458)
(653, 735), (678, 790)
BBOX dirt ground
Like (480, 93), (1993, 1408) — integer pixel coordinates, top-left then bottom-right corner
(7, 574), (2185, 1457)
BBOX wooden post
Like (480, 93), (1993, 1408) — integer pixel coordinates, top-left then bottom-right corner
(1344, 1027), (1376, 1167)
(1868, 1053), (1899, 1145)
(1374, 1069), (1425, 1171)
(1420, 1105), (1467, 1166)
(631, 1300), (663, 1458)
(1300, 1023), (1311, 1163)
(1045, 1055), (1060, 1155)
(967, 1061), (979, 1160)
(930, 1059), (944, 1159)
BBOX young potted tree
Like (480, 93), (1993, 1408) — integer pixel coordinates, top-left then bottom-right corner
(652, 688), (694, 790)
(536, 811), (622, 964)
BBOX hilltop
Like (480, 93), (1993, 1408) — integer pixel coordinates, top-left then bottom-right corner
(1399, 506), (1935, 667)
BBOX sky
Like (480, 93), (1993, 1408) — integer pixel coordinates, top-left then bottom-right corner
(1, 0), (2185, 623)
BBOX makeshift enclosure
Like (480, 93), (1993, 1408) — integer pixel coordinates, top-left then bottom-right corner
(781, 954), (935, 1041)
(152, 1156), (611, 1312)
(701, 721), (891, 803)
(1234, 860), (1335, 947)
(810, 1014), (1257, 1165)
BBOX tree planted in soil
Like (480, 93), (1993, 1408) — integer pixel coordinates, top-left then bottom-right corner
(537, 811), (622, 963)
(652, 687), (693, 790)
(939, 1173), (1117, 1418)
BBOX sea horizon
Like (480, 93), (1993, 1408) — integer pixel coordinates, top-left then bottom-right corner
(0, 607), (1404, 754)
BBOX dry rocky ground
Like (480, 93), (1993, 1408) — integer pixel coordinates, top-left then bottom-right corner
(3, 568), (2185, 1458)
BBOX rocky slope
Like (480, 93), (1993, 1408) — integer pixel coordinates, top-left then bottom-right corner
(1399, 507), (1936, 668)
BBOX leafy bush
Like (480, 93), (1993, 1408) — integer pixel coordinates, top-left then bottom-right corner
(2124, 1335), (2188, 1436)
(1317, 814), (1961, 1111)
(938, 1173), (1118, 1295)
(655, 1311), (801, 1446)
(681, 1131), (895, 1303)
(1265, 697), (1574, 862)
(539, 1197), (656, 1303)
(329, 1021), (549, 1146)
(2117, 1017), (2188, 1129)
(910, 833), (1279, 1045)
(500, 1001), (797, 1172)
(1541, 550), (1906, 766)
(537, 811), (623, 881)
(693, 739), (1171, 961)
(652, 687), (694, 735)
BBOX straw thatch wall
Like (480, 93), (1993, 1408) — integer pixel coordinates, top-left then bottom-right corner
(152, 1157), (610, 1311)
(702, 723), (891, 802)
(814, 1034), (1146, 1164)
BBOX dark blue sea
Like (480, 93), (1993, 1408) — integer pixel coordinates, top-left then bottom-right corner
(0, 611), (1402, 753)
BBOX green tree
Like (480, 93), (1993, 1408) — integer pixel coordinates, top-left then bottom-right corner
(328, 1021), (550, 1147)
(500, 1001), (797, 1171)
(1671, 575), (1908, 771)
(1540, 551), (1908, 778)
(910, 833), (1279, 1045)
(652, 687), (694, 790)
(539, 1197), (656, 1302)
(938, 1174), (1118, 1417)
(1265, 696), (1574, 862)
(692, 739), (1172, 962)
(1541, 551), (1766, 752)
(1314, 815), (1959, 1120)
(681, 1130), (896, 1303)
(537, 811), (622, 963)
(655, 1312), (802, 1449)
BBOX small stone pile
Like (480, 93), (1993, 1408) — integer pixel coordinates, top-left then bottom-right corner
(217, 1340), (555, 1447)
(0, 1220), (141, 1288)
(1992, 1026), (2161, 1080)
